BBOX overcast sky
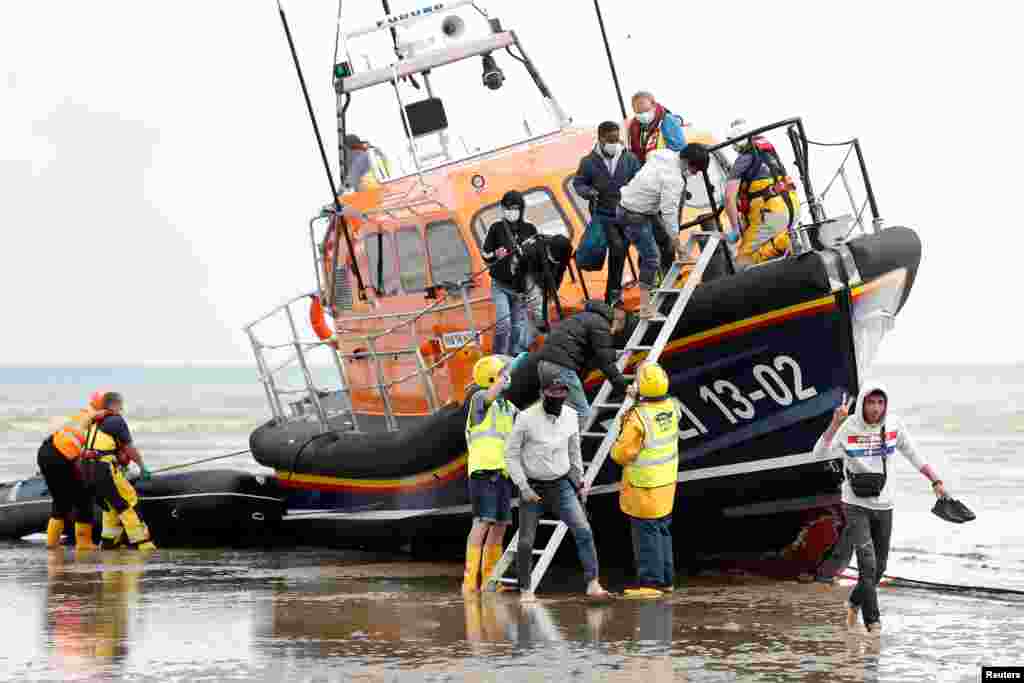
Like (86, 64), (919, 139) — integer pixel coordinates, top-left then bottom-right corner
(1, 1), (1020, 365)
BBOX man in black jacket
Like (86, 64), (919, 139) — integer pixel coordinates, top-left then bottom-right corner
(482, 191), (539, 355)
(535, 301), (629, 430)
(573, 122), (641, 306)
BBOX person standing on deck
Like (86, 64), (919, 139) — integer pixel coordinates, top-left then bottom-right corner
(627, 91), (688, 276)
(723, 118), (801, 269)
(79, 392), (157, 551)
(483, 191), (539, 356)
(504, 370), (611, 602)
(611, 363), (681, 598)
(462, 356), (518, 595)
(573, 121), (641, 307)
(808, 383), (948, 634)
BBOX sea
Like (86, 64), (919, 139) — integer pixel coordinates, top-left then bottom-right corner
(0, 364), (1021, 682)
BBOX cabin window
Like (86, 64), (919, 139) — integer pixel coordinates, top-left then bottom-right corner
(471, 187), (573, 247)
(563, 176), (591, 224)
(395, 227), (428, 292)
(361, 230), (399, 296)
(426, 220), (472, 285)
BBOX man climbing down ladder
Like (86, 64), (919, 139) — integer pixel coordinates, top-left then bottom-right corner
(484, 232), (723, 597)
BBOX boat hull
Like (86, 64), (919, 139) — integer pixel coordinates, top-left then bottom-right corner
(251, 227), (920, 572)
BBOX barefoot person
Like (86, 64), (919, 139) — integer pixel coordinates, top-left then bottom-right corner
(811, 383), (948, 634)
(504, 367), (610, 602)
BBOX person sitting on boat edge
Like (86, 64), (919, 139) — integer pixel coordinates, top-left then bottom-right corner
(462, 355), (518, 595)
(38, 391), (113, 549)
(808, 383), (948, 635)
(723, 118), (801, 269)
(482, 190), (539, 356)
(79, 392), (157, 551)
(504, 370), (611, 602)
(611, 363), (681, 598)
(534, 300), (629, 431)
(573, 121), (641, 307)
(618, 147), (691, 318)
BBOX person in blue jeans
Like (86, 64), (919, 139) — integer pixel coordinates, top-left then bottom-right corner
(572, 121), (641, 305)
(482, 191), (538, 355)
(533, 301), (629, 432)
(504, 371), (610, 602)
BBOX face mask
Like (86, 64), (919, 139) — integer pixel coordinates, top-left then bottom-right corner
(636, 110), (655, 125)
(601, 142), (621, 157)
(542, 394), (565, 417)
(503, 208), (521, 222)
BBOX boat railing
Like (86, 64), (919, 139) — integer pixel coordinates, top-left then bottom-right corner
(244, 268), (534, 433)
(701, 117), (885, 259)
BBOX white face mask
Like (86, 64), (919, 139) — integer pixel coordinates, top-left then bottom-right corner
(502, 208), (521, 222)
(601, 142), (621, 157)
(636, 110), (655, 125)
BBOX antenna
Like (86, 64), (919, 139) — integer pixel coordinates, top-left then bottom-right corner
(277, 0), (366, 301)
(592, 0), (627, 120)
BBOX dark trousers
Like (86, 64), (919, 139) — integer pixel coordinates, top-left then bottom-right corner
(840, 504), (892, 625)
(591, 211), (627, 304)
(37, 438), (94, 525)
(652, 217), (675, 273)
(630, 514), (674, 587)
(517, 477), (599, 591)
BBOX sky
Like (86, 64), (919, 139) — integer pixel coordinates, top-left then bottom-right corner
(1, 0), (1021, 365)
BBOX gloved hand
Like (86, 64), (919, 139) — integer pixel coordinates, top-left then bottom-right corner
(724, 229), (741, 245)
(139, 465), (153, 482)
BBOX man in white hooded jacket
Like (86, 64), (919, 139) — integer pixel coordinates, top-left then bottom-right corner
(809, 381), (947, 634)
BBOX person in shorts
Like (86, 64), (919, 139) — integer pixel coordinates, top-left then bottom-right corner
(462, 355), (518, 595)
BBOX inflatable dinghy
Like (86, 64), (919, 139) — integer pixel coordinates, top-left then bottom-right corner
(0, 469), (285, 546)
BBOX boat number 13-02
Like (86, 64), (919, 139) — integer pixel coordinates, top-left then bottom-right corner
(697, 355), (818, 426)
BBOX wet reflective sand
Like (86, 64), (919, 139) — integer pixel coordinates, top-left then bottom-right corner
(0, 544), (1018, 682)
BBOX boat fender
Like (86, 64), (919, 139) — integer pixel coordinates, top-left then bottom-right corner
(309, 296), (337, 346)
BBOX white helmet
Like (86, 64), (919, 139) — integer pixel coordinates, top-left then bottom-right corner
(728, 118), (751, 151)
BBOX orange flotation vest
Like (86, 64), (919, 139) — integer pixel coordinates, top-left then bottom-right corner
(52, 409), (97, 460)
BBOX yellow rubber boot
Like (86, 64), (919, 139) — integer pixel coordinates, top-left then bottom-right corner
(75, 522), (98, 551)
(46, 518), (65, 548)
(120, 508), (156, 551)
(480, 544), (507, 592)
(462, 544), (482, 596)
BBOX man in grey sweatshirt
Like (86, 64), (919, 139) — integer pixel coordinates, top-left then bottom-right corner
(810, 381), (948, 634)
(504, 373), (610, 602)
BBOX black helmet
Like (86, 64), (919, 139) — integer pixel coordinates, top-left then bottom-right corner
(500, 190), (525, 211)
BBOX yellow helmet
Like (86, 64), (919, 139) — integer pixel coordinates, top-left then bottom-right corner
(473, 355), (508, 389)
(637, 362), (669, 398)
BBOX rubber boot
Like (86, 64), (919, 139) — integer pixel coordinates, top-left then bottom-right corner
(75, 522), (98, 551)
(480, 544), (507, 592)
(120, 508), (156, 551)
(462, 544), (482, 596)
(100, 509), (126, 549)
(46, 518), (65, 549)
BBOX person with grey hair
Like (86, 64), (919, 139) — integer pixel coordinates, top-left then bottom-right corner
(627, 91), (686, 164)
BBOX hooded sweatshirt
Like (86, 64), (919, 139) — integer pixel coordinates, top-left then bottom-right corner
(812, 381), (927, 511)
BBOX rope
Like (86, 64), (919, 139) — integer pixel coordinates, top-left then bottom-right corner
(151, 449), (252, 475)
(839, 570), (1024, 598)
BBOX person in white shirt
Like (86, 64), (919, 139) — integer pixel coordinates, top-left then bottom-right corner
(504, 371), (610, 602)
(810, 382), (947, 634)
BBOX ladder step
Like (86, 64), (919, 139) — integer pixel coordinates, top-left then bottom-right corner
(538, 519), (561, 527)
(628, 345), (653, 352)
(499, 577), (519, 584)
(593, 402), (623, 409)
(651, 288), (684, 295)
(531, 549), (545, 555)
(580, 431), (606, 439)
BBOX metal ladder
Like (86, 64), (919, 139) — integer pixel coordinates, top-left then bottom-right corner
(484, 232), (723, 593)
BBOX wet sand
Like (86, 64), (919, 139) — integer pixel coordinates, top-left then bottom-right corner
(0, 543), (1018, 682)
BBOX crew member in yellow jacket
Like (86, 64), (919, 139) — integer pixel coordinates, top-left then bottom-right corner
(462, 355), (518, 595)
(611, 362), (681, 598)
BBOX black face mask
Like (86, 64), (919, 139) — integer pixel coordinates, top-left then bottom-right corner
(542, 394), (565, 417)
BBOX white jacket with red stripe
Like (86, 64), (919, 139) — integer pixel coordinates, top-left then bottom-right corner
(812, 381), (927, 510)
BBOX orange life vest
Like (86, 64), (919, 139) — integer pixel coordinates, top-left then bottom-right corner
(51, 409), (95, 460)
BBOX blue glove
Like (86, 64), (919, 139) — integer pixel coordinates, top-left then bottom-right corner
(139, 465), (153, 482)
(725, 229), (741, 245)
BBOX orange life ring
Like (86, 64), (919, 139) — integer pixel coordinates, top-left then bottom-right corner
(309, 296), (335, 342)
